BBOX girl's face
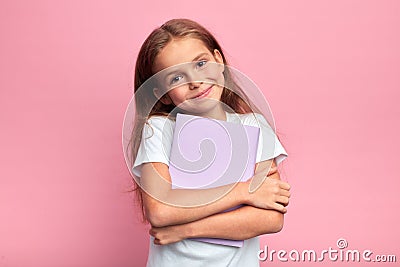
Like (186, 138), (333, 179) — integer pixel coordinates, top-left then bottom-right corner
(152, 37), (225, 118)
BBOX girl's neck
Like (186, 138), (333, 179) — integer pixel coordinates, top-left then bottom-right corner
(186, 104), (227, 121)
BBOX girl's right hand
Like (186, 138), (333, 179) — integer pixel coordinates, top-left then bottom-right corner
(244, 167), (291, 213)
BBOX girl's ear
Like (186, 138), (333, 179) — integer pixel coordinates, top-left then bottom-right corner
(213, 49), (225, 74)
(153, 88), (173, 105)
(213, 49), (224, 64)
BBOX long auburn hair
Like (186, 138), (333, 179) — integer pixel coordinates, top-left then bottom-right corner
(128, 18), (260, 220)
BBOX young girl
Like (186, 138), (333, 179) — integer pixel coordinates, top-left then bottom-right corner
(129, 18), (291, 267)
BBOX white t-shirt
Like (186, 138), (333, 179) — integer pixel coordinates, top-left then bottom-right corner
(133, 112), (287, 267)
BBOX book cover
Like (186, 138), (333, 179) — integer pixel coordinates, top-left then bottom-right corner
(169, 113), (260, 247)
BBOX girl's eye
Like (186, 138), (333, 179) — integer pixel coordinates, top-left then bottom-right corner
(170, 75), (183, 85)
(196, 60), (207, 68)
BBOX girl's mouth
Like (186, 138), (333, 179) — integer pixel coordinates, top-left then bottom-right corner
(192, 85), (213, 99)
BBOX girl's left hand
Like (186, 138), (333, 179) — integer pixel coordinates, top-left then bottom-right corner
(149, 225), (188, 245)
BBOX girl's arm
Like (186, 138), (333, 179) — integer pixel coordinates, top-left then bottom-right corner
(150, 205), (284, 245)
(141, 160), (290, 227)
(149, 160), (290, 245)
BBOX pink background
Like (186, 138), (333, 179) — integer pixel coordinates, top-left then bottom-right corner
(1, 0), (399, 266)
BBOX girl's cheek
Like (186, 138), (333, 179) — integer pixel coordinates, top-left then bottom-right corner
(171, 87), (188, 101)
(168, 93), (185, 106)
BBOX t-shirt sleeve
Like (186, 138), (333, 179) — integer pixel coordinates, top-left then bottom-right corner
(251, 113), (288, 165)
(132, 116), (174, 178)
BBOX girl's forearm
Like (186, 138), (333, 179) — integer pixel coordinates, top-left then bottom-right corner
(142, 161), (288, 228)
(183, 206), (284, 240)
(141, 162), (253, 227)
(143, 181), (249, 227)
(150, 205), (284, 245)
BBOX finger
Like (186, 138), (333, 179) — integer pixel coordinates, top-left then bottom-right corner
(279, 189), (291, 198)
(272, 202), (287, 213)
(277, 196), (289, 206)
(278, 181), (291, 190)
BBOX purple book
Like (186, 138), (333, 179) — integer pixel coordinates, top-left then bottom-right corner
(169, 113), (260, 247)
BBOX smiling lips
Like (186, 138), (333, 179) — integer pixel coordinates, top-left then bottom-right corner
(192, 85), (213, 99)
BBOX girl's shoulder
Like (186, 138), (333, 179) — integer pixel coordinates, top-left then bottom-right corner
(227, 112), (268, 127)
(143, 115), (175, 138)
(146, 115), (175, 127)
(147, 114), (171, 122)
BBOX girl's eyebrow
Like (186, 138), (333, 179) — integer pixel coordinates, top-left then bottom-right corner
(191, 52), (210, 61)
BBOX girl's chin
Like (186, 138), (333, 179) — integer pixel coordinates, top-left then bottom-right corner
(178, 100), (224, 115)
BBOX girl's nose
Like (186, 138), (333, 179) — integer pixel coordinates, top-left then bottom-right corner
(189, 81), (202, 89)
